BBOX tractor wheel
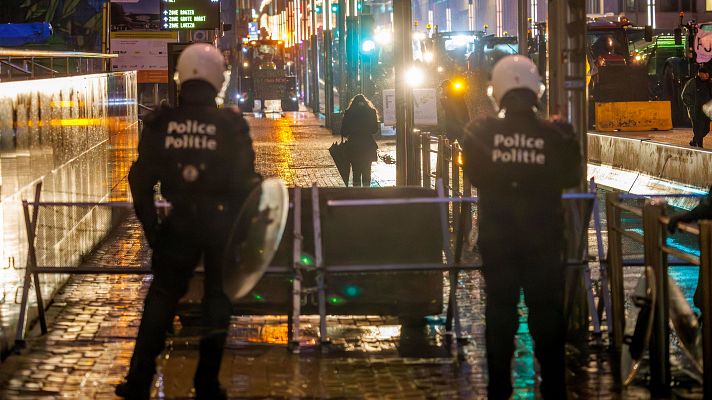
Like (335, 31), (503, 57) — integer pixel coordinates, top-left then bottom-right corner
(663, 66), (688, 127)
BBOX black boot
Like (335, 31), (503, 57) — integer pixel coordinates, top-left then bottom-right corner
(195, 384), (228, 400)
(115, 379), (151, 400)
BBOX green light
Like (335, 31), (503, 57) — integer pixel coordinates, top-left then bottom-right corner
(254, 293), (264, 300)
(331, 3), (339, 13)
(300, 254), (314, 266)
(343, 284), (361, 297)
(328, 295), (345, 305)
(357, 1), (362, 10)
(315, 4), (323, 13)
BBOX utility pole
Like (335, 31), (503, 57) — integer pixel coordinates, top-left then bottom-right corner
(310, 0), (320, 114)
(394, 0), (414, 185)
(549, 0), (590, 362)
(517, 0), (527, 55)
(337, 0), (347, 112)
(324, 2), (334, 128)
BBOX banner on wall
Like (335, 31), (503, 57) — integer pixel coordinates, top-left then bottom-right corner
(110, 0), (176, 84)
(110, 31), (178, 83)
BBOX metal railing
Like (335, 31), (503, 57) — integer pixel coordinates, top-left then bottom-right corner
(0, 49), (116, 81)
(606, 192), (712, 396)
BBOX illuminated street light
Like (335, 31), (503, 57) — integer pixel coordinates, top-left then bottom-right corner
(361, 39), (376, 53)
(405, 65), (424, 87)
(452, 35), (469, 47)
(423, 51), (434, 63)
(375, 30), (392, 45)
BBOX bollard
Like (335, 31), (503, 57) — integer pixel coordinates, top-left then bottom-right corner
(413, 134), (422, 187)
(442, 138), (451, 200)
(700, 220), (712, 397)
(451, 145), (461, 225)
(462, 171), (472, 236)
(642, 200), (671, 396)
(435, 136), (444, 187)
(605, 192), (625, 354)
(422, 135), (431, 188)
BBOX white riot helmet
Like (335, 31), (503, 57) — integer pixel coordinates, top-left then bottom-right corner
(487, 55), (545, 110)
(175, 43), (228, 93)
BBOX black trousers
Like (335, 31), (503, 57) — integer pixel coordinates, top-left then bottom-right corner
(690, 113), (710, 146)
(125, 209), (234, 392)
(479, 231), (567, 400)
(351, 160), (372, 187)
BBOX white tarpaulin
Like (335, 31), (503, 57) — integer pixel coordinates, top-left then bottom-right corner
(695, 30), (712, 63)
(382, 88), (438, 127)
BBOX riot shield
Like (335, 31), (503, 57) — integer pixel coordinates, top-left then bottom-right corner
(223, 178), (289, 301)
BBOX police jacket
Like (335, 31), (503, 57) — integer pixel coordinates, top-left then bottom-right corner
(461, 110), (581, 231)
(128, 81), (260, 239)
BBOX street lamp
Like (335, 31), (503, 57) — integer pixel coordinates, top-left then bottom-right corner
(361, 39), (376, 53)
(405, 65), (424, 87)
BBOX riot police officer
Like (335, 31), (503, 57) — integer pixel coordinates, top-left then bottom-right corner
(461, 55), (581, 399)
(115, 43), (260, 400)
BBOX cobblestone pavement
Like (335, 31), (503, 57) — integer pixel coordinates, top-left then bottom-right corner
(0, 111), (695, 399)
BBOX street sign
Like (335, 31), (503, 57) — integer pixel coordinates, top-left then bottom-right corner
(382, 88), (438, 127)
(160, 0), (221, 31)
(382, 89), (396, 126)
(248, 22), (259, 40)
(413, 88), (438, 126)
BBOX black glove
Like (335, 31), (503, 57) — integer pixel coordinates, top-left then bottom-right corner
(667, 215), (681, 234)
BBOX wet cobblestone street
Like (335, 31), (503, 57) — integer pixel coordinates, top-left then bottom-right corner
(0, 112), (698, 399)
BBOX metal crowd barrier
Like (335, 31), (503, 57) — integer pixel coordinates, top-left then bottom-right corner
(606, 192), (712, 396)
(0, 49), (116, 81)
(16, 178), (609, 355)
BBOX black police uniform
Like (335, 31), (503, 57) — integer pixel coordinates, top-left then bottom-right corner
(668, 186), (712, 310)
(120, 80), (260, 399)
(461, 104), (581, 400)
(681, 75), (712, 147)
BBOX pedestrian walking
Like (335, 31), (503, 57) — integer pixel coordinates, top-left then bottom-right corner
(667, 185), (712, 311)
(682, 64), (712, 147)
(461, 55), (582, 400)
(341, 94), (379, 187)
(115, 43), (261, 400)
(440, 79), (470, 143)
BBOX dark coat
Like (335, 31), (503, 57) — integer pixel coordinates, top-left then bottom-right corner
(682, 76), (712, 127)
(441, 93), (470, 142)
(341, 103), (379, 164)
